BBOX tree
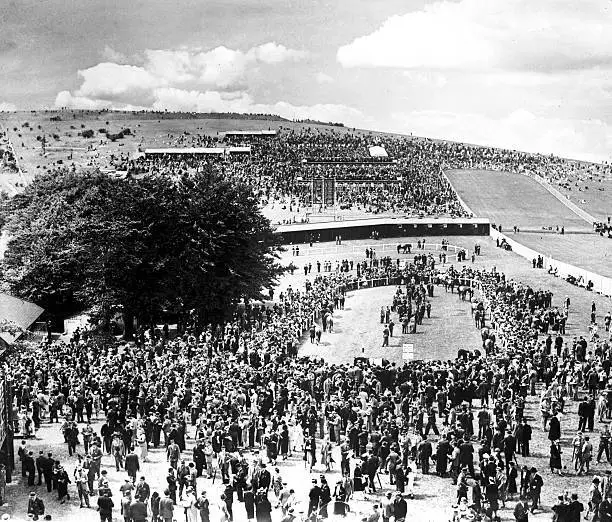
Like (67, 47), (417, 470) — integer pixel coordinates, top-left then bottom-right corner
(2, 168), (282, 336)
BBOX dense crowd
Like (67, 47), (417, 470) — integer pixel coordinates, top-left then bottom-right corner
(7, 242), (612, 522)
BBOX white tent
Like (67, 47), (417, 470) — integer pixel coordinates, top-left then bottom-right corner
(368, 145), (388, 158)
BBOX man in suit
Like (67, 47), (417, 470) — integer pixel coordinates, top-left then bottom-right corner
(516, 419), (532, 457)
(365, 453), (381, 492)
(130, 495), (148, 522)
(417, 435), (432, 475)
(35, 451), (47, 486)
(124, 448), (140, 482)
(308, 479), (321, 517)
(23, 451), (36, 486)
(42, 452), (54, 492)
(458, 439), (475, 477)
(159, 489), (174, 522)
(258, 462), (271, 491)
(393, 493), (408, 522)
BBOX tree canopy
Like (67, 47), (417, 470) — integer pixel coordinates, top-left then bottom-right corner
(1, 168), (283, 335)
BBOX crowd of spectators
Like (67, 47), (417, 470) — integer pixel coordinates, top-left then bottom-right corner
(118, 126), (612, 224)
(10, 245), (612, 521)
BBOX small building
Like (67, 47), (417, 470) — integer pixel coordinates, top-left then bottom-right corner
(0, 293), (44, 484)
(0, 293), (44, 348)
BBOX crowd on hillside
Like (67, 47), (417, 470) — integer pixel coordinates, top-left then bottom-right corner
(113, 127), (612, 224)
(7, 245), (612, 522)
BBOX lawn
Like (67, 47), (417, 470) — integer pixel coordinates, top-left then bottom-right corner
(446, 169), (590, 231)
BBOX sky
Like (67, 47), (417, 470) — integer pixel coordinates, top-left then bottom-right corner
(2, 0), (612, 162)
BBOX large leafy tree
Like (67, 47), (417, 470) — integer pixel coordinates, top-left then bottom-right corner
(2, 167), (282, 336)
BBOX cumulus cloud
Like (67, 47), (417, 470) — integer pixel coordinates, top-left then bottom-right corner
(337, 0), (612, 72)
(58, 41), (310, 109)
(101, 45), (129, 64)
(76, 63), (161, 105)
(0, 102), (17, 112)
(54, 41), (362, 126)
(392, 109), (612, 162)
(249, 42), (308, 64)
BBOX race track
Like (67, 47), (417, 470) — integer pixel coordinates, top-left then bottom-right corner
(446, 169), (590, 231)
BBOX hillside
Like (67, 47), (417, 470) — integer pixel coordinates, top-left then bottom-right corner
(0, 110), (610, 222)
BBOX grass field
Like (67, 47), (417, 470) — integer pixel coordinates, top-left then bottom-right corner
(511, 232), (612, 278)
(446, 169), (590, 230)
(0, 111), (372, 179)
(555, 177), (612, 223)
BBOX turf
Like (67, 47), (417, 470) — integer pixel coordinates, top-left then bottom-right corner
(509, 232), (612, 279)
(446, 169), (590, 230)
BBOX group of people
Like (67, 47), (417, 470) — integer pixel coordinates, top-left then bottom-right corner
(7, 236), (612, 522)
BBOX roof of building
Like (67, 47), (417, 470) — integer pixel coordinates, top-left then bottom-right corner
(0, 293), (44, 345)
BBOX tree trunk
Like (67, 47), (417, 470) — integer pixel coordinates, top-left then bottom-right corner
(122, 310), (134, 340)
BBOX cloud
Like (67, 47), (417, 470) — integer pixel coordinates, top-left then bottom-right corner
(337, 0), (612, 72)
(0, 102), (17, 112)
(57, 86), (363, 126)
(75, 63), (161, 104)
(150, 88), (364, 124)
(315, 72), (334, 84)
(54, 41), (362, 126)
(101, 45), (129, 64)
(249, 42), (308, 64)
(60, 42), (310, 108)
(391, 108), (612, 162)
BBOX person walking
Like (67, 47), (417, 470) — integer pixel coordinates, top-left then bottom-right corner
(382, 325), (390, 347)
(97, 490), (114, 522)
(159, 489), (174, 522)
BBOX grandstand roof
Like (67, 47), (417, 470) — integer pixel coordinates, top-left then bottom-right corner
(222, 130), (276, 136)
(144, 147), (251, 156)
(145, 147), (226, 155)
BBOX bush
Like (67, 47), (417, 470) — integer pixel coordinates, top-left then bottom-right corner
(98, 128), (107, 134)
(81, 129), (95, 139)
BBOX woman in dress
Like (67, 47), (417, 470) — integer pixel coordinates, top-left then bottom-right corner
(56, 465), (71, 504)
(549, 440), (563, 475)
(290, 422), (303, 456)
(507, 461), (518, 499)
(321, 437), (332, 472)
(279, 423), (290, 460)
(185, 488), (198, 522)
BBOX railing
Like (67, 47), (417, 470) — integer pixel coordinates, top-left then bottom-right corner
(490, 228), (612, 297)
(290, 241), (465, 257)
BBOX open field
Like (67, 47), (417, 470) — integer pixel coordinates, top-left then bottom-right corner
(446, 169), (590, 230)
(510, 231), (612, 278)
(447, 168), (612, 284)
(299, 284), (482, 365)
(0, 111), (375, 182)
(555, 177), (612, 223)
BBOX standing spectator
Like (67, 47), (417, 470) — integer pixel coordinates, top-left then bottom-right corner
(27, 491), (45, 521)
(97, 490), (114, 522)
(125, 448), (140, 482)
(159, 489), (174, 522)
(528, 468), (543, 513)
